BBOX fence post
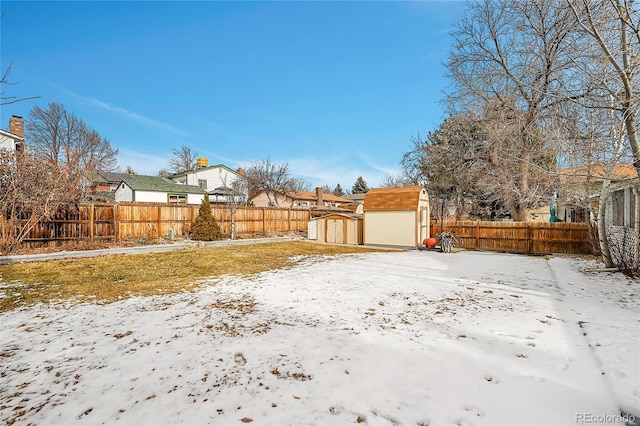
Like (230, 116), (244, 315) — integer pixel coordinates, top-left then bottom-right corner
(288, 209), (291, 232)
(475, 221), (480, 250)
(526, 223), (532, 255)
(89, 203), (95, 241)
(157, 204), (162, 239)
(262, 207), (266, 233)
(113, 204), (119, 242)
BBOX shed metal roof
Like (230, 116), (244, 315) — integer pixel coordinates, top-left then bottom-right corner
(363, 186), (427, 211)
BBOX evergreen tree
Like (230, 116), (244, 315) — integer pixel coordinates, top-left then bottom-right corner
(191, 194), (221, 241)
(333, 183), (345, 196)
(352, 176), (369, 194)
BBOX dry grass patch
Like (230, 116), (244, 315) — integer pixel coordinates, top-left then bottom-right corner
(0, 241), (388, 312)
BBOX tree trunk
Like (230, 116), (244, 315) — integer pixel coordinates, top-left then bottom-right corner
(634, 186), (640, 270)
(623, 110), (640, 179)
(597, 181), (614, 268)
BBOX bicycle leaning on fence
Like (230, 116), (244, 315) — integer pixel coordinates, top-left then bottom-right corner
(436, 231), (465, 253)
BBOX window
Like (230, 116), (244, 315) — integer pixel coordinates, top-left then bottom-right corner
(168, 194), (187, 204)
(570, 207), (588, 223)
(198, 179), (207, 190)
(611, 190), (625, 226)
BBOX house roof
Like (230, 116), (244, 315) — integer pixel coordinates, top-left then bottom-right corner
(170, 164), (245, 179)
(85, 170), (129, 183)
(0, 128), (24, 141)
(344, 193), (366, 203)
(249, 190), (350, 204)
(120, 174), (205, 194)
(559, 163), (638, 182)
(363, 186), (428, 211)
(288, 190), (350, 204)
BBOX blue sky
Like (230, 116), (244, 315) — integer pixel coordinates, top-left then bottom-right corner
(1, 1), (465, 190)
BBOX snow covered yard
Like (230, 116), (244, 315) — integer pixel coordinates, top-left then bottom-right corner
(1, 250), (638, 425)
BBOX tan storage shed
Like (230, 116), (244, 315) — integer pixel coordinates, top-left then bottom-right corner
(363, 186), (430, 248)
(309, 213), (363, 245)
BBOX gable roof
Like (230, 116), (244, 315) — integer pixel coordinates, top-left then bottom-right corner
(0, 128), (25, 141)
(363, 186), (428, 211)
(120, 174), (205, 194)
(170, 164), (245, 179)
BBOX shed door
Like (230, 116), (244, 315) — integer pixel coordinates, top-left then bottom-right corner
(326, 219), (344, 244)
(419, 207), (429, 243)
(308, 221), (318, 240)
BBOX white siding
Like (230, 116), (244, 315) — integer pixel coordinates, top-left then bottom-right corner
(134, 191), (169, 203)
(0, 134), (18, 151)
(115, 184), (133, 202)
(187, 193), (205, 205)
(364, 211), (416, 247)
(171, 167), (247, 200)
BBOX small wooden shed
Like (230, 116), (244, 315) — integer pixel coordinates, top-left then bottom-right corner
(363, 186), (430, 248)
(308, 213), (363, 245)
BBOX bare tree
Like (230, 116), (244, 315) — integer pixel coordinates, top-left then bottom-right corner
(156, 168), (170, 177)
(76, 128), (118, 172)
(0, 64), (40, 106)
(479, 100), (558, 221)
(566, 0), (640, 177)
(27, 103), (118, 169)
(214, 171), (250, 240)
(227, 177), (249, 239)
(379, 173), (417, 188)
(0, 150), (71, 253)
(168, 145), (198, 174)
(26, 103), (118, 199)
(245, 158), (310, 207)
(445, 0), (575, 220)
(550, 92), (633, 266)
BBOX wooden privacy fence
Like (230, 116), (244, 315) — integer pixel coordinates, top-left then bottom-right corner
(117, 203), (310, 239)
(430, 221), (592, 255)
(6, 202), (311, 247)
(5, 204), (593, 256)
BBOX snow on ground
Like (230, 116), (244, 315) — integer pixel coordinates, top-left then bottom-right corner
(1, 250), (638, 425)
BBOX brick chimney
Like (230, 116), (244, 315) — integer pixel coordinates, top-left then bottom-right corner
(315, 187), (324, 207)
(9, 116), (24, 138)
(236, 167), (246, 176)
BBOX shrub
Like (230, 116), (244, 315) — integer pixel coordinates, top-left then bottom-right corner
(190, 195), (221, 241)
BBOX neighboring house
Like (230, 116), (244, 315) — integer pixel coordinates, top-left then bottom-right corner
(344, 193), (366, 204)
(250, 187), (350, 209)
(169, 159), (248, 203)
(539, 163), (639, 224)
(82, 170), (131, 200)
(0, 115), (25, 153)
(531, 162), (639, 267)
(605, 178), (639, 267)
(115, 174), (205, 205)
